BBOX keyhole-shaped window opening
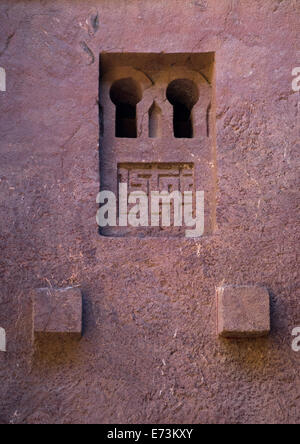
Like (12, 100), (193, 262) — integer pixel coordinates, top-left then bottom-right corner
(149, 101), (162, 138)
(167, 79), (199, 138)
(110, 78), (142, 138)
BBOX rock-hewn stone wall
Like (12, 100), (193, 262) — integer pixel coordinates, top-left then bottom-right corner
(0, 0), (299, 424)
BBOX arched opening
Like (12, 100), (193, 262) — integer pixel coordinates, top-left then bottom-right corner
(166, 79), (199, 138)
(110, 78), (142, 138)
(148, 101), (162, 138)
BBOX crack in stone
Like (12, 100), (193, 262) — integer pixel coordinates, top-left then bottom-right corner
(0, 32), (15, 57)
(91, 13), (99, 34)
(80, 41), (95, 65)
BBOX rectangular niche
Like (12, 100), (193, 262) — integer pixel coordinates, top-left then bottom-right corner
(99, 52), (216, 238)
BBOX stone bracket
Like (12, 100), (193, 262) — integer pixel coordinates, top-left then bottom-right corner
(217, 285), (271, 338)
(33, 287), (83, 338)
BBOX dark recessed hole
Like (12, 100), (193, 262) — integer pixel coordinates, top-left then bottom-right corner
(167, 79), (199, 138)
(110, 78), (142, 138)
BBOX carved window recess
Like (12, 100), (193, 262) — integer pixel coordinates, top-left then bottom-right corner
(99, 53), (216, 238)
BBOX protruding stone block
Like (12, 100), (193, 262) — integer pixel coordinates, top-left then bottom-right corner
(217, 285), (270, 338)
(34, 287), (82, 337)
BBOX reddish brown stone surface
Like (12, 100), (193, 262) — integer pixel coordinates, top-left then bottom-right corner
(217, 286), (270, 338)
(34, 287), (82, 336)
(0, 0), (299, 425)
